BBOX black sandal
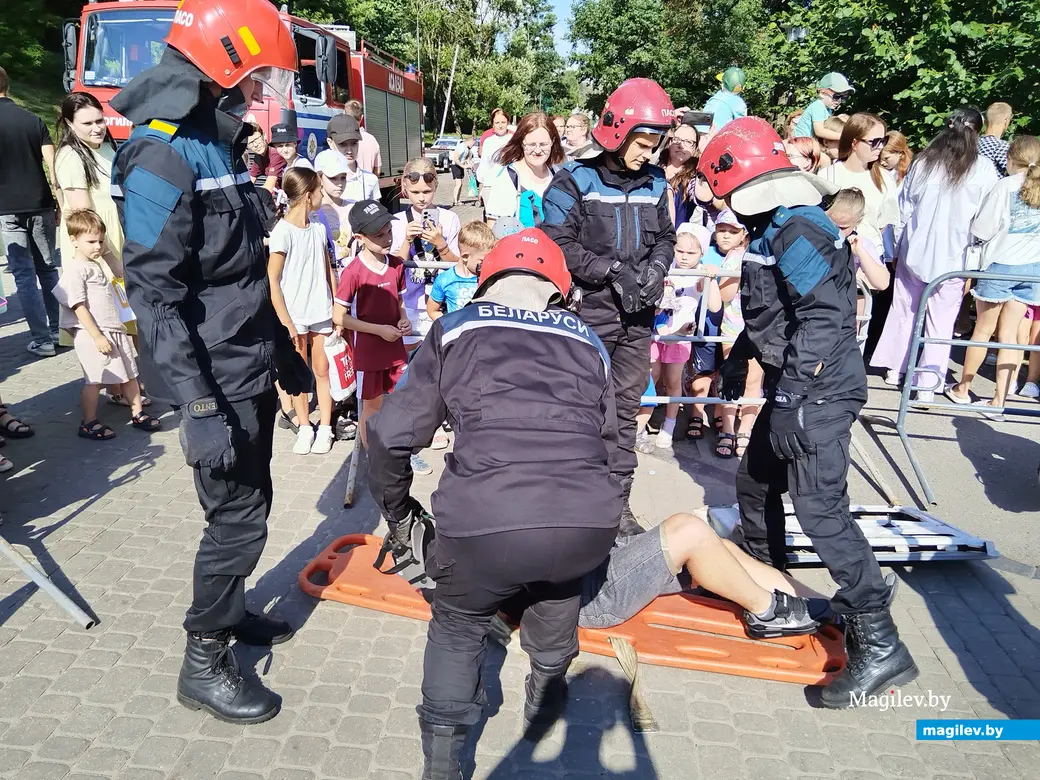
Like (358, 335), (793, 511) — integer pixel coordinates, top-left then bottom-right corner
(0, 406), (34, 439)
(686, 416), (706, 440)
(108, 393), (152, 408)
(79, 419), (116, 440)
(715, 432), (735, 459)
(735, 433), (751, 459)
(131, 412), (162, 432)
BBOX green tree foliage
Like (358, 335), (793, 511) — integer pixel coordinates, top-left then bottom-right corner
(572, 0), (1039, 146)
(2, 0), (82, 75)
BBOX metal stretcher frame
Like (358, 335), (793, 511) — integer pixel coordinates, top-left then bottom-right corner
(859, 269), (1040, 506)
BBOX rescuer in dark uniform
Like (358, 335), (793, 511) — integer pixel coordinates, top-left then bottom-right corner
(366, 229), (621, 779)
(698, 117), (918, 707)
(111, 0), (311, 724)
(541, 78), (677, 536)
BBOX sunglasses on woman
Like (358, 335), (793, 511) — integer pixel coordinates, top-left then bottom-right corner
(858, 137), (886, 150)
(404, 172), (438, 184)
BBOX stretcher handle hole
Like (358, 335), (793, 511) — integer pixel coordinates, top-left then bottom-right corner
(306, 567), (330, 587)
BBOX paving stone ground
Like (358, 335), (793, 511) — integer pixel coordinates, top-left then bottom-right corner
(2, 179), (1040, 779)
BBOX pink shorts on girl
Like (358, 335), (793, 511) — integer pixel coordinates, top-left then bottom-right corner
(650, 340), (692, 364)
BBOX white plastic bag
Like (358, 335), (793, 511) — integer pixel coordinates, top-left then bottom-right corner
(323, 331), (356, 401)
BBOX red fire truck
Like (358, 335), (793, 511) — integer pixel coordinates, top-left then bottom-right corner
(61, 0), (424, 203)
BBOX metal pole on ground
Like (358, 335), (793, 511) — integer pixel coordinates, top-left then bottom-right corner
(0, 531), (97, 629)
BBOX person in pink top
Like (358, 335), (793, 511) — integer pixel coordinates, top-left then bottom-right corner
(345, 100), (382, 177)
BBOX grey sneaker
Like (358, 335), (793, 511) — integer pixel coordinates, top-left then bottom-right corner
(743, 591), (819, 639)
(410, 453), (433, 476)
(26, 339), (56, 358)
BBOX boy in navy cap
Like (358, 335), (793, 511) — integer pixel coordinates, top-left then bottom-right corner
(332, 200), (413, 451)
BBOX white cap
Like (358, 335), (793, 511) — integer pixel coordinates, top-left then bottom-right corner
(315, 149), (350, 177)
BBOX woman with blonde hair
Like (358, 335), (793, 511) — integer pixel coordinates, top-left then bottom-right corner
(946, 135), (1040, 416)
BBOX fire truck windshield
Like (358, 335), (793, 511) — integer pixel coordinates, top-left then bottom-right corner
(81, 9), (175, 88)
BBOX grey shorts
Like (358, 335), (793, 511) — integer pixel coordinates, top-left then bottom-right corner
(578, 524), (685, 629)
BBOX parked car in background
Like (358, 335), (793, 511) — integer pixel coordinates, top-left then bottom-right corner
(425, 135), (461, 171)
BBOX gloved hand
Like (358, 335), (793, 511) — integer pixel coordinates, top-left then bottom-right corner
(179, 398), (236, 471)
(769, 389), (810, 460)
(610, 265), (642, 314)
(637, 259), (669, 308)
(718, 354), (749, 401)
(274, 343), (312, 396)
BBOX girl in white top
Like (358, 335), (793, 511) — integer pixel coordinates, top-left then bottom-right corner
(948, 135), (1040, 413)
(870, 107), (1000, 398)
(482, 112), (564, 226)
(819, 113), (899, 259)
(267, 168), (338, 455)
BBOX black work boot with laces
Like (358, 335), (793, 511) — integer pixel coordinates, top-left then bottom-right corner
(419, 719), (467, 780)
(743, 590), (819, 639)
(616, 475), (645, 537)
(819, 606), (918, 709)
(177, 632), (281, 724)
(233, 610), (295, 646)
(522, 659), (571, 740)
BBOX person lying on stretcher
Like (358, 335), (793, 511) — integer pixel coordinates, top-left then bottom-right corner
(575, 511), (824, 637)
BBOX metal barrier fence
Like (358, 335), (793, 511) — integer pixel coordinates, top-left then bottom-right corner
(860, 269), (1040, 506)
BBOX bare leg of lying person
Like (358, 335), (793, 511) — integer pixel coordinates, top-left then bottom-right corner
(578, 512), (819, 638)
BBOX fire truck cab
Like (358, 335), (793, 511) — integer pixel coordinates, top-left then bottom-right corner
(62, 0), (424, 206)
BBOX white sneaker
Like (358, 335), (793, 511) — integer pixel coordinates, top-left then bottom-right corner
(26, 339), (55, 358)
(883, 370), (902, 387)
(655, 428), (674, 449)
(1018, 381), (1040, 398)
(915, 390), (935, 404)
(431, 428), (450, 450)
(310, 425), (334, 454)
(410, 453), (433, 476)
(293, 426), (315, 454)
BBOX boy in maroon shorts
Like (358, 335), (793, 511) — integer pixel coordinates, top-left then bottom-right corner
(333, 200), (412, 448)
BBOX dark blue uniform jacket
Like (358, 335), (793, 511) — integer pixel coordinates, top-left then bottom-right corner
(541, 159), (676, 333)
(367, 302), (624, 537)
(742, 205), (867, 405)
(111, 49), (285, 407)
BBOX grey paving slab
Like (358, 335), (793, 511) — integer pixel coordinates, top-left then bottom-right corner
(0, 178), (1038, 778)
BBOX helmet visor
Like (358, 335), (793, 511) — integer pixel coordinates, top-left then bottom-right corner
(253, 66), (294, 107)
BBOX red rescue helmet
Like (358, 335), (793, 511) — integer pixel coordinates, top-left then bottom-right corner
(697, 117), (795, 198)
(165, 0), (298, 104)
(592, 79), (676, 153)
(477, 228), (572, 298)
